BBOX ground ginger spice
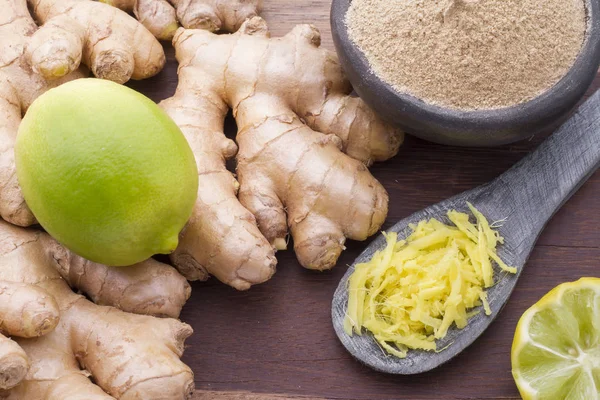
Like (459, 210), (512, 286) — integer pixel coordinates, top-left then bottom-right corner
(346, 0), (587, 110)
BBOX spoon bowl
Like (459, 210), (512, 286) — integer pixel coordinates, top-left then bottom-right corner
(332, 90), (600, 374)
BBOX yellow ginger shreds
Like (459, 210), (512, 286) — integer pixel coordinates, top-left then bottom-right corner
(344, 205), (515, 357)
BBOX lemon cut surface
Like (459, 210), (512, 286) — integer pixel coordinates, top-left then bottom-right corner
(512, 278), (600, 400)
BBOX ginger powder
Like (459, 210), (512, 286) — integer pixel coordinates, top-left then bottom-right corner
(346, 0), (588, 110)
(344, 204), (516, 358)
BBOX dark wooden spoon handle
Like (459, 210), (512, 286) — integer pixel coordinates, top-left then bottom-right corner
(486, 91), (600, 244)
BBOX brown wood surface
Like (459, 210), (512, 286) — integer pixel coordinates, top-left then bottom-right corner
(193, 391), (322, 399)
(129, 1), (600, 398)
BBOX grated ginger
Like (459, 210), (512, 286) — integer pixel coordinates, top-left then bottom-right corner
(343, 203), (516, 358)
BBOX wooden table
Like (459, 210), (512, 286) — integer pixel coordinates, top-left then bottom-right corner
(129, 1), (600, 398)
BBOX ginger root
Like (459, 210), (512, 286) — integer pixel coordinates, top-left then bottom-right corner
(161, 82), (277, 289)
(0, 235), (191, 395)
(0, 334), (28, 391)
(0, 221), (194, 399)
(162, 18), (402, 287)
(32, 231), (191, 319)
(104, 0), (261, 40)
(0, 282), (59, 339)
(27, 0), (166, 84)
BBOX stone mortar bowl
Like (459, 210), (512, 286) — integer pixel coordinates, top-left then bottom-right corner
(330, 0), (600, 147)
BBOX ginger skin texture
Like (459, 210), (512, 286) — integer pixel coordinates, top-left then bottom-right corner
(162, 92), (277, 289)
(103, 0), (261, 40)
(27, 0), (166, 84)
(45, 235), (191, 319)
(0, 335), (29, 391)
(162, 18), (402, 288)
(0, 221), (194, 399)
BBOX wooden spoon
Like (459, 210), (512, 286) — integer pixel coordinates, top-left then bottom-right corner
(332, 90), (600, 374)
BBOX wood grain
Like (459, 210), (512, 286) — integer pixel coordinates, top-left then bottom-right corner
(127, 0), (600, 398)
(193, 390), (322, 399)
(194, 395), (519, 400)
(193, 392), (519, 400)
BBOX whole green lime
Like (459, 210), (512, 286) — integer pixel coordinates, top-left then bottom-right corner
(16, 78), (198, 266)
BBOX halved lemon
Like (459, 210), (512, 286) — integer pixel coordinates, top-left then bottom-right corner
(512, 278), (600, 400)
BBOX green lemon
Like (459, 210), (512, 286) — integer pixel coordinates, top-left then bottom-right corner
(16, 78), (198, 266)
(511, 278), (600, 400)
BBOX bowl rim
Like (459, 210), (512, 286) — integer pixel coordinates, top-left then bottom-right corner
(331, 0), (600, 145)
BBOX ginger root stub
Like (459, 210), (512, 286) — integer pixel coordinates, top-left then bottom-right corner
(102, 0), (262, 40)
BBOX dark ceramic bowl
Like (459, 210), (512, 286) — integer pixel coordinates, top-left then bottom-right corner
(331, 0), (600, 146)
